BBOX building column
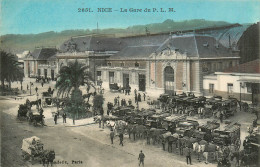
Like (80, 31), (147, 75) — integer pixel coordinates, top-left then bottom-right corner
(187, 59), (191, 92)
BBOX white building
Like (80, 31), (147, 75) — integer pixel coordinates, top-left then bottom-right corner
(203, 59), (260, 104)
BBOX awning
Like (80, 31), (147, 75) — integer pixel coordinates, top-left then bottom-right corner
(237, 79), (260, 83)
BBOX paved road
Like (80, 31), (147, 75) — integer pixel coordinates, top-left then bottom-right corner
(1, 98), (215, 167)
(1, 100), (136, 167)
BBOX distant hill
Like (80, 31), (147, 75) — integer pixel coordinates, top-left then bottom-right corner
(0, 19), (232, 53)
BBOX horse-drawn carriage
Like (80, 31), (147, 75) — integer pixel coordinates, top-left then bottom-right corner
(162, 115), (186, 131)
(109, 83), (119, 91)
(145, 113), (170, 128)
(112, 106), (133, 118)
(18, 103), (30, 118)
(41, 92), (54, 107)
(21, 136), (55, 165)
(213, 123), (240, 146)
(218, 99), (238, 118)
(176, 120), (199, 137)
(27, 106), (45, 126)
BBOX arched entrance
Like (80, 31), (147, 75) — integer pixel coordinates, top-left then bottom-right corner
(164, 66), (174, 94)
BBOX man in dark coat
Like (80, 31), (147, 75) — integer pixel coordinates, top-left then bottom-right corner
(54, 113), (58, 125)
(134, 89), (137, 96)
(119, 132), (124, 146)
(62, 112), (66, 123)
(184, 146), (192, 165)
(138, 150), (145, 167)
(35, 87), (38, 93)
(121, 99), (124, 106)
(138, 93), (141, 102)
(162, 138), (166, 151)
(128, 99), (132, 106)
(114, 97), (117, 106)
(220, 112), (223, 123)
(143, 93), (146, 101)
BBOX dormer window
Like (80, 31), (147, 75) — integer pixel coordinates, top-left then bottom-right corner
(135, 62), (140, 67)
(120, 62), (124, 67)
(215, 44), (219, 49)
(107, 62), (112, 66)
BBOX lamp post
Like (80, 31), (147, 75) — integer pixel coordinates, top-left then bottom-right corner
(30, 82), (32, 95)
(154, 52), (157, 88)
(240, 82), (242, 111)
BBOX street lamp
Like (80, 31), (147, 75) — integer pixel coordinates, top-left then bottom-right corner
(240, 82), (243, 111)
(30, 82), (32, 95)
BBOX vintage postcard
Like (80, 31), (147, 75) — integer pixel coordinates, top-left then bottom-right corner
(1, 0), (260, 167)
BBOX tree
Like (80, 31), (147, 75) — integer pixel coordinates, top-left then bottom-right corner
(92, 94), (105, 112)
(0, 50), (24, 93)
(55, 60), (95, 97)
(56, 60), (95, 124)
(64, 89), (88, 124)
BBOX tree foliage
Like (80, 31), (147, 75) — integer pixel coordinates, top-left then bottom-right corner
(0, 50), (24, 90)
(55, 60), (95, 97)
(92, 94), (105, 110)
(63, 89), (88, 121)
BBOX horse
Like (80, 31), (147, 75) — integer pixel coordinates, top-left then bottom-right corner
(83, 93), (93, 102)
(136, 125), (146, 139)
(41, 150), (55, 167)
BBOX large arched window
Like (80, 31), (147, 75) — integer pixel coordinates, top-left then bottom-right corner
(164, 66), (174, 94)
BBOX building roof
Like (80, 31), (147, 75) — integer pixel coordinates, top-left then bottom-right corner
(30, 47), (57, 60)
(60, 35), (126, 52)
(157, 34), (235, 58)
(121, 34), (170, 47)
(110, 45), (160, 60)
(223, 59), (260, 74)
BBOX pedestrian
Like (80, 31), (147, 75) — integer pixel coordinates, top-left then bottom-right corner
(99, 118), (101, 128)
(168, 140), (173, 152)
(143, 93), (146, 101)
(128, 99), (132, 106)
(138, 150), (145, 167)
(54, 113), (58, 125)
(27, 84), (29, 90)
(134, 89), (137, 96)
(220, 112), (223, 123)
(35, 87), (38, 93)
(119, 132), (124, 146)
(162, 138), (166, 151)
(114, 97), (117, 106)
(62, 112), (66, 123)
(121, 99), (124, 106)
(178, 137), (184, 155)
(184, 146), (192, 165)
(110, 130), (115, 144)
(138, 93), (141, 102)
(128, 86), (131, 95)
(146, 132), (150, 145)
(41, 81), (44, 87)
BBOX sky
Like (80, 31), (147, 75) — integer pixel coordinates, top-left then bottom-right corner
(1, 0), (260, 35)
